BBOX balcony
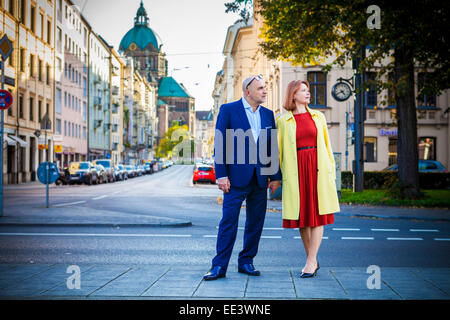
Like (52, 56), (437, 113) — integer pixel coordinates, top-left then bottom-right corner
(94, 120), (103, 128)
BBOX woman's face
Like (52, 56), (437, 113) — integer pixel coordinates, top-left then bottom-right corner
(293, 83), (310, 105)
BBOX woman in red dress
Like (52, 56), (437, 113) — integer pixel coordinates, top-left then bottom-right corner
(273, 80), (339, 278)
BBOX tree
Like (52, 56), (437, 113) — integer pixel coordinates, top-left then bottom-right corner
(226, 0), (450, 198)
(155, 123), (193, 160)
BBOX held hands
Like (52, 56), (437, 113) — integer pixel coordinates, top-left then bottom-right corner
(268, 180), (281, 196)
(217, 177), (231, 193)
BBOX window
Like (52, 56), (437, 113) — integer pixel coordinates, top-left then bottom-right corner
(38, 100), (42, 122)
(388, 138), (398, 166)
(368, 110), (376, 120)
(307, 72), (326, 106)
(29, 54), (34, 77)
(29, 97), (34, 121)
(30, 5), (36, 33)
(364, 137), (377, 162)
(83, 77), (87, 97)
(64, 92), (67, 107)
(47, 19), (51, 45)
(418, 137), (436, 160)
(19, 94), (24, 119)
(8, 0), (14, 16)
(417, 73), (436, 107)
(46, 64), (50, 85)
(428, 111), (435, 119)
(19, 48), (25, 72)
(56, 119), (61, 135)
(19, 0), (26, 24)
(56, 88), (62, 114)
(64, 120), (67, 136)
(365, 72), (377, 107)
(83, 102), (87, 122)
(38, 59), (43, 81)
(40, 13), (44, 39)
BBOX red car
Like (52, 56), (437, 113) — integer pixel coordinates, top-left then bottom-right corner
(193, 165), (216, 184)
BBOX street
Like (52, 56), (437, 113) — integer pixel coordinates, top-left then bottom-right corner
(1, 165), (449, 268)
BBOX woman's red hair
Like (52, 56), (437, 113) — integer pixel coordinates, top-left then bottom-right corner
(283, 80), (310, 111)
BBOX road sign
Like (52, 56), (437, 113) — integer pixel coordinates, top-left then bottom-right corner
(37, 162), (59, 184)
(0, 89), (13, 110)
(0, 35), (13, 61)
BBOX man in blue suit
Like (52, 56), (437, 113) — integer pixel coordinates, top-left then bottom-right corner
(203, 75), (282, 280)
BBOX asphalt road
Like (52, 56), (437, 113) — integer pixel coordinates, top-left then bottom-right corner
(1, 165), (449, 269)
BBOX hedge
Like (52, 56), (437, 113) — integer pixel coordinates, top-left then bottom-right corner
(341, 171), (450, 190)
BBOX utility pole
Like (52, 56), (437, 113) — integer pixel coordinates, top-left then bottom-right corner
(353, 45), (366, 192)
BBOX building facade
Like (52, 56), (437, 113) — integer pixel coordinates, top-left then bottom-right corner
(54, 0), (89, 167)
(1, 0), (55, 184)
(87, 32), (111, 160)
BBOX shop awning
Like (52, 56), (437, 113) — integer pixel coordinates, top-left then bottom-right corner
(8, 135), (28, 147)
(3, 135), (16, 146)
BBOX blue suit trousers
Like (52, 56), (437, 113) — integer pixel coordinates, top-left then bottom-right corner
(212, 171), (267, 271)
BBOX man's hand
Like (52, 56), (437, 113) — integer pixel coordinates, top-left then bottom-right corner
(217, 177), (231, 193)
(268, 180), (281, 196)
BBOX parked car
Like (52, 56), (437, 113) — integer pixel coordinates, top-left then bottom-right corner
(118, 164), (128, 180)
(92, 159), (115, 182)
(383, 160), (447, 172)
(68, 161), (99, 185)
(136, 165), (144, 176)
(144, 164), (152, 174)
(124, 165), (135, 178)
(193, 165), (216, 184)
(113, 165), (124, 181)
(95, 164), (108, 183)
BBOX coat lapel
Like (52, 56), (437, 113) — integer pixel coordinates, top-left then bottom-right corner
(236, 98), (251, 132)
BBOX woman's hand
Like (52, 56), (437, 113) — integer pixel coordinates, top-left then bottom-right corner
(268, 180), (281, 195)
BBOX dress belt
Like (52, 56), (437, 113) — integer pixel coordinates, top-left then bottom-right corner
(297, 146), (317, 151)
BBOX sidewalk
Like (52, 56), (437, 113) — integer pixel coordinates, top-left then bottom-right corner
(0, 206), (192, 227)
(266, 200), (450, 222)
(0, 263), (448, 299)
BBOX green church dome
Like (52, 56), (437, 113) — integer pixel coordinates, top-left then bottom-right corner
(119, 1), (159, 51)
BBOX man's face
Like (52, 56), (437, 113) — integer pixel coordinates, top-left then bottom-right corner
(246, 79), (267, 105)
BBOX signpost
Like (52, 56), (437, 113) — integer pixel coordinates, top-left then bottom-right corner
(40, 113), (52, 208)
(37, 162), (59, 208)
(0, 34), (14, 217)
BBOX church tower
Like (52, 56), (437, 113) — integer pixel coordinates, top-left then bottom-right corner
(119, 1), (167, 83)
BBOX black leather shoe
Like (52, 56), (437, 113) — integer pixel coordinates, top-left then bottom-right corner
(300, 261), (319, 278)
(238, 263), (261, 276)
(203, 266), (226, 281)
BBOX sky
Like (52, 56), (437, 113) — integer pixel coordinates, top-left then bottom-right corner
(71, 0), (239, 111)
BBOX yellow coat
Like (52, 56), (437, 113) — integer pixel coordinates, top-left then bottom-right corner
(276, 106), (340, 218)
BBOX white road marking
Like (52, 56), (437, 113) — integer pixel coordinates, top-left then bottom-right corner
(434, 238), (450, 241)
(261, 236), (282, 239)
(387, 237), (423, 241)
(333, 228), (360, 231)
(409, 229), (439, 232)
(92, 195), (108, 200)
(203, 235), (217, 238)
(341, 237), (374, 240)
(371, 229), (399, 232)
(294, 236), (328, 239)
(53, 201), (86, 207)
(0, 233), (192, 238)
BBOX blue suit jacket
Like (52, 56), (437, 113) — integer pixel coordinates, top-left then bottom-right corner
(214, 99), (282, 188)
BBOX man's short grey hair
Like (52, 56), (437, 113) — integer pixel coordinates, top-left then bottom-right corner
(242, 75), (263, 93)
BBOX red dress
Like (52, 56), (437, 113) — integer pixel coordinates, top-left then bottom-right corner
(282, 112), (334, 228)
